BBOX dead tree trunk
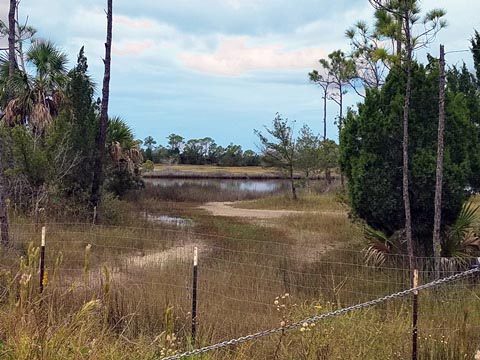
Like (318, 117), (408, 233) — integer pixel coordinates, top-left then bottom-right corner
(322, 85), (328, 140)
(0, 0), (16, 246)
(8, 0), (16, 76)
(432, 44), (446, 277)
(402, 7), (414, 274)
(91, 0), (113, 222)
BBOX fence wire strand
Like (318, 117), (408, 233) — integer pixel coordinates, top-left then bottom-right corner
(160, 266), (480, 360)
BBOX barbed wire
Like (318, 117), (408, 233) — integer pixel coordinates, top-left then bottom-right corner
(160, 266), (480, 360)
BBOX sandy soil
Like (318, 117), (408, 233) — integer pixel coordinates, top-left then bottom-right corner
(199, 201), (347, 219)
(199, 202), (304, 219)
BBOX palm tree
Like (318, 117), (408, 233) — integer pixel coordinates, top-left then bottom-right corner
(107, 116), (143, 172)
(3, 40), (68, 132)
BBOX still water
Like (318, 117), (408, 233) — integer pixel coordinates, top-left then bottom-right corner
(144, 178), (288, 193)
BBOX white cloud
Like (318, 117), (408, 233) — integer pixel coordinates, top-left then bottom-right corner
(113, 41), (153, 56)
(180, 37), (324, 76)
(0, 2), (8, 48)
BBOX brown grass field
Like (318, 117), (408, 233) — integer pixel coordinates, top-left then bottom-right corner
(1, 185), (480, 359)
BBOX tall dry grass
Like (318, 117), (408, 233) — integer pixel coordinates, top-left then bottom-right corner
(1, 189), (480, 359)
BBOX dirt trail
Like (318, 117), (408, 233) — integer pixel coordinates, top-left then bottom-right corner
(199, 202), (304, 219)
(199, 201), (346, 219)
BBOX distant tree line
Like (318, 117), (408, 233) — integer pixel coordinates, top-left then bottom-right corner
(140, 134), (261, 167)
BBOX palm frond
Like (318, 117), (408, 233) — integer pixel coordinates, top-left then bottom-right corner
(109, 141), (123, 163)
(30, 102), (52, 130)
(443, 202), (480, 259)
(364, 227), (390, 267)
(26, 40), (68, 79)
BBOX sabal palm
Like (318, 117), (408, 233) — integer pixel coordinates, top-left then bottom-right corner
(107, 116), (143, 172)
(2, 40), (67, 130)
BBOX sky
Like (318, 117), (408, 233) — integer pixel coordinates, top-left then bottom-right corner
(1, 0), (479, 149)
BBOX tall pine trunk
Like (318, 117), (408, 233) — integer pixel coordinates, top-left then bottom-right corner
(433, 45), (446, 277)
(0, 0), (16, 246)
(0, 135), (8, 247)
(323, 87), (327, 140)
(403, 7), (414, 276)
(91, 0), (113, 222)
(338, 83), (344, 187)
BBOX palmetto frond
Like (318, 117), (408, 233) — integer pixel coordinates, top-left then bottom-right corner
(364, 227), (407, 267)
(30, 102), (52, 130)
(106, 116), (143, 173)
(4, 99), (20, 125)
(443, 202), (480, 259)
(126, 148), (143, 165)
(364, 227), (390, 267)
(107, 116), (136, 150)
(27, 40), (68, 80)
(109, 141), (123, 163)
(1, 40), (67, 130)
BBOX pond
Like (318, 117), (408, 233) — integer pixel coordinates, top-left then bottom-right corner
(142, 178), (292, 202)
(145, 178), (288, 193)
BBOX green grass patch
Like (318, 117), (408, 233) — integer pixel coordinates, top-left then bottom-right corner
(234, 192), (346, 212)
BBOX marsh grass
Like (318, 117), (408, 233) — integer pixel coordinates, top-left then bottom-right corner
(132, 182), (286, 204)
(234, 191), (346, 212)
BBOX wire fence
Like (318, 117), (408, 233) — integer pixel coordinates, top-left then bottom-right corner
(1, 222), (480, 356)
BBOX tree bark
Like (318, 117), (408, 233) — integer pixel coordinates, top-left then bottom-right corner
(8, 0), (16, 76)
(15, 3), (26, 73)
(0, 138), (9, 247)
(91, 0), (113, 222)
(290, 166), (297, 201)
(432, 44), (446, 277)
(396, 18), (403, 61)
(323, 87), (328, 140)
(339, 83), (344, 187)
(402, 6), (414, 277)
(0, 0), (16, 246)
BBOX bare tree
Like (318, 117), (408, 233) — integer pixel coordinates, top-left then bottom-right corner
(91, 0), (113, 222)
(309, 66), (332, 140)
(432, 44), (446, 277)
(0, 0), (16, 246)
(0, 1), (35, 69)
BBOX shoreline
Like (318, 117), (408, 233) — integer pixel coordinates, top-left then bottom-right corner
(142, 172), (333, 180)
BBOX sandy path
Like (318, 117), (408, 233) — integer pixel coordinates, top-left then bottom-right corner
(200, 202), (304, 219)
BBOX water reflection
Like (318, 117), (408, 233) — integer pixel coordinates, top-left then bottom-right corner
(146, 214), (193, 227)
(145, 178), (287, 193)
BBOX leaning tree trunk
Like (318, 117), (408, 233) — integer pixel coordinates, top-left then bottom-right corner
(432, 44), (446, 277)
(91, 0), (113, 222)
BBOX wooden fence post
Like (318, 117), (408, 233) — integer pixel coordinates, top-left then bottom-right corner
(39, 226), (46, 293)
(412, 268), (419, 360)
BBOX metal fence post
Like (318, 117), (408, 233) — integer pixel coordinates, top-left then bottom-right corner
(192, 246), (198, 343)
